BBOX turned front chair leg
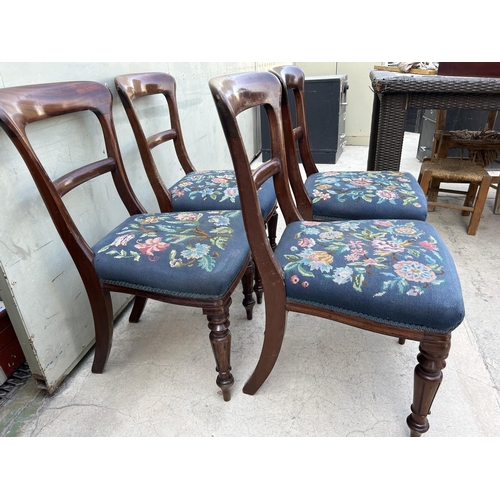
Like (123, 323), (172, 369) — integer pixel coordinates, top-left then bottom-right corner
(407, 337), (451, 437)
(253, 263), (264, 304)
(205, 303), (234, 402)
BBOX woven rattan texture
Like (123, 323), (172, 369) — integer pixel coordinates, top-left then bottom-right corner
(370, 70), (500, 94)
(421, 158), (491, 182)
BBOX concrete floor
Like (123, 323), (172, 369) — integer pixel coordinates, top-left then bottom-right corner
(1, 132), (499, 438)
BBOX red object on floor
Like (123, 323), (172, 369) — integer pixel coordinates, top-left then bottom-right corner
(0, 307), (25, 379)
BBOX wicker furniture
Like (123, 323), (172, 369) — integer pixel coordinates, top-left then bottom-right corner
(209, 70), (465, 436)
(419, 158), (492, 235)
(368, 70), (500, 172)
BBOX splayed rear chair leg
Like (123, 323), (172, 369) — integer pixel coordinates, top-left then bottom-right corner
(91, 289), (115, 373)
(129, 296), (148, 323)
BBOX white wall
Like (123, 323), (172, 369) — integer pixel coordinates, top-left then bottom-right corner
(295, 62), (385, 146)
(0, 61), (285, 392)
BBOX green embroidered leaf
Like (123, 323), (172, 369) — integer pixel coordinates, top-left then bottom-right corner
(298, 264), (315, 277)
(211, 227), (233, 234)
(283, 262), (299, 271)
(130, 251), (141, 262)
(114, 250), (129, 259)
(198, 255), (216, 272)
(407, 249), (420, 258)
(284, 254), (301, 262)
(98, 244), (111, 253)
(212, 236), (229, 249)
(169, 250), (177, 260)
(353, 273), (364, 292)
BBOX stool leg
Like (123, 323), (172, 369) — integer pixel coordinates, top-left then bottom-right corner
(494, 186), (500, 215)
(467, 177), (492, 235)
(463, 182), (478, 216)
(419, 169), (437, 211)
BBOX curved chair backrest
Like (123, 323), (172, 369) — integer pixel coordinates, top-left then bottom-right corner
(269, 65), (319, 217)
(115, 72), (196, 212)
(0, 81), (145, 279)
(209, 71), (301, 287)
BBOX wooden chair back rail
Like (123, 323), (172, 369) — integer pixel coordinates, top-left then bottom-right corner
(147, 129), (177, 149)
(252, 158), (281, 190)
(53, 158), (117, 197)
(115, 72), (196, 178)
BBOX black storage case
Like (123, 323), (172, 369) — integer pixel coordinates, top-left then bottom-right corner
(260, 74), (348, 164)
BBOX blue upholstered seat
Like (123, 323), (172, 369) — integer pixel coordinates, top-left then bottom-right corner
(170, 171), (276, 219)
(92, 210), (250, 299)
(304, 171), (428, 222)
(274, 218), (464, 333)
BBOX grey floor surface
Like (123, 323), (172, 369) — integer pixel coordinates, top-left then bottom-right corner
(1, 133), (499, 440)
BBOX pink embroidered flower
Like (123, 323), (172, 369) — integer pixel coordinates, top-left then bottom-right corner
(301, 281), (309, 288)
(350, 178), (373, 187)
(312, 189), (330, 200)
(179, 181), (193, 187)
(135, 237), (170, 257)
(298, 238), (315, 248)
(171, 188), (184, 198)
(345, 250), (366, 262)
(419, 240), (438, 250)
(373, 220), (394, 227)
(224, 187), (238, 198)
(303, 221), (321, 226)
(290, 275), (300, 284)
(212, 175), (231, 184)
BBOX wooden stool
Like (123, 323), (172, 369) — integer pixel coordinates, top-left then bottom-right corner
(418, 158), (492, 235)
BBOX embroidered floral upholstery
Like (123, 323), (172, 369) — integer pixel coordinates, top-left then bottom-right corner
(170, 171), (276, 219)
(274, 219), (464, 333)
(92, 211), (250, 299)
(304, 171), (428, 221)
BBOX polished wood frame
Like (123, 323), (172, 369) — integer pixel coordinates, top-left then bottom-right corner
(209, 71), (456, 435)
(0, 81), (253, 401)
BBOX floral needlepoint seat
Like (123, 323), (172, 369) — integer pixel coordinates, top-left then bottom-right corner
(93, 211), (250, 299)
(304, 171), (427, 221)
(170, 171), (276, 219)
(270, 65), (428, 223)
(274, 219), (463, 333)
